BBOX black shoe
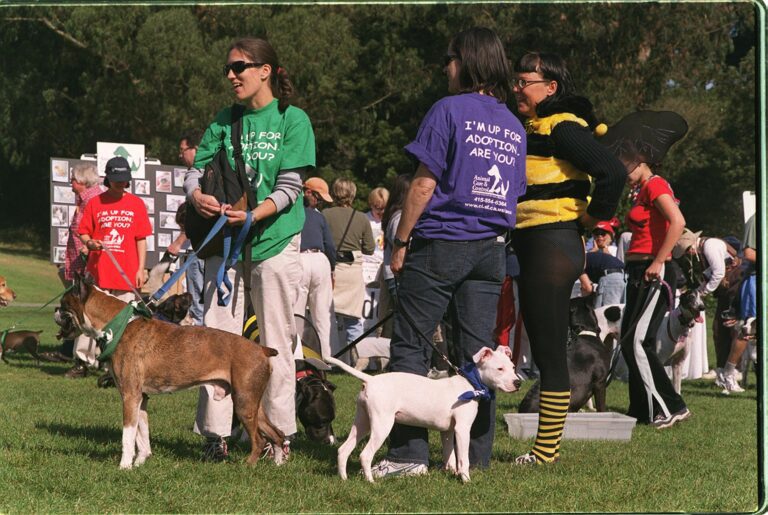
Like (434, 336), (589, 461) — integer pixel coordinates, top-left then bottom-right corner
(64, 363), (88, 378)
(201, 437), (229, 462)
(97, 374), (116, 388)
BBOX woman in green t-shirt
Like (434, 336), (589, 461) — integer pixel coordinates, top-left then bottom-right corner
(184, 37), (316, 463)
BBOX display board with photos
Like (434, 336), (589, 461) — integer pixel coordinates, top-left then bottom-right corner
(49, 157), (188, 270)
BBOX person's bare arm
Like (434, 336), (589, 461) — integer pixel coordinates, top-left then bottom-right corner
(390, 164), (437, 275)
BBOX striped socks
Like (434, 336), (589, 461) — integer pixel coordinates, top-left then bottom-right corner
(531, 390), (570, 463)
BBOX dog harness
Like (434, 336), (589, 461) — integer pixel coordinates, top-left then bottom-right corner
(457, 363), (494, 401)
(97, 301), (152, 361)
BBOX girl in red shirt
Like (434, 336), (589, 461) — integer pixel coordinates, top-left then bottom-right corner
(602, 111), (690, 429)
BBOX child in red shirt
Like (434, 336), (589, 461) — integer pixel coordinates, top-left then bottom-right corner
(602, 111), (690, 429)
(78, 156), (152, 292)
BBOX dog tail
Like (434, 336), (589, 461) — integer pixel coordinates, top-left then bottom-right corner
(325, 356), (370, 383)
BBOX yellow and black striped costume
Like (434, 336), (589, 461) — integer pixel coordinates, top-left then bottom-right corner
(516, 113), (592, 229)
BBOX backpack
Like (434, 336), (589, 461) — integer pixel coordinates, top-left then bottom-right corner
(185, 104), (257, 259)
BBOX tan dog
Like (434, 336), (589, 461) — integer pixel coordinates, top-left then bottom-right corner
(54, 275), (284, 469)
(0, 276), (16, 307)
(1, 330), (42, 363)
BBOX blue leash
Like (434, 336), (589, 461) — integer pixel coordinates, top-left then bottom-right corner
(149, 214), (229, 305)
(215, 211), (252, 306)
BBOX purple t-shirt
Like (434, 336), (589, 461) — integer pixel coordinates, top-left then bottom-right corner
(405, 93), (527, 240)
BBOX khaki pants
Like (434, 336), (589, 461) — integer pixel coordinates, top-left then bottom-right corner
(294, 251), (337, 359)
(194, 234), (302, 438)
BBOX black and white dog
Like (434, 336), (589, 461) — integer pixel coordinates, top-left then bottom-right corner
(595, 289), (705, 394)
(519, 295), (613, 413)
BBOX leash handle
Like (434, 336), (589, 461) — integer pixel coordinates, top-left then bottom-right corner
(149, 214), (228, 305)
(215, 211), (252, 307)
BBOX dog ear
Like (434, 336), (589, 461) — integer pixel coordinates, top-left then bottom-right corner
(498, 345), (512, 360)
(472, 347), (494, 364)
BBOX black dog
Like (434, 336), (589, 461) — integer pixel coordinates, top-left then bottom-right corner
(152, 293), (193, 324)
(295, 359), (336, 444)
(519, 294), (612, 413)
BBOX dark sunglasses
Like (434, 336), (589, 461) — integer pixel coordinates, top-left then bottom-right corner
(592, 230), (611, 237)
(223, 61), (264, 76)
(513, 78), (551, 89)
(444, 54), (459, 67)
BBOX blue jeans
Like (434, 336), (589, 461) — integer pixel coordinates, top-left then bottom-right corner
(387, 236), (505, 468)
(596, 271), (626, 307)
(337, 314), (364, 344)
(185, 254), (205, 326)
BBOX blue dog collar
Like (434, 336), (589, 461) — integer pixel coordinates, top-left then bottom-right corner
(458, 363), (494, 402)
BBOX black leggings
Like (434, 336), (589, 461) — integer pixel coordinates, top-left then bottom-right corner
(513, 227), (584, 391)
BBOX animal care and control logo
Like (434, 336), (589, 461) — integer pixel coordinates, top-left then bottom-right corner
(240, 130), (282, 191)
(112, 146), (143, 174)
(97, 142), (146, 179)
(464, 120), (523, 216)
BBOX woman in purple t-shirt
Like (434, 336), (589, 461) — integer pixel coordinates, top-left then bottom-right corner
(371, 27), (527, 479)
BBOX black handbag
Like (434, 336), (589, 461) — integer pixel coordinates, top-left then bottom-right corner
(185, 104), (257, 259)
(335, 209), (356, 263)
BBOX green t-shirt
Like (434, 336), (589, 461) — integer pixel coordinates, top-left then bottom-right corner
(195, 100), (316, 261)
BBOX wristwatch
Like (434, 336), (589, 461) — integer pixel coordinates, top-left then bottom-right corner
(393, 236), (410, 248)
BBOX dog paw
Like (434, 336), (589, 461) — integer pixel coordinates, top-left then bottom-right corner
(134, 453), (152, 466)
(460, 473), (471, 483)
(119, 461), (133, 470)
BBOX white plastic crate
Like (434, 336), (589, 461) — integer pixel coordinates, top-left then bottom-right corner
(504, 412), (637, 441)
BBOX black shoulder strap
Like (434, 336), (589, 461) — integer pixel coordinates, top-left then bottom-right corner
(230, 104), (257, 210)
(337, 208), (356, 250)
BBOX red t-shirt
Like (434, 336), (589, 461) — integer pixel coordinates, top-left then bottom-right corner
(78, 192), (152, 290)
(625, 175), (679, 257)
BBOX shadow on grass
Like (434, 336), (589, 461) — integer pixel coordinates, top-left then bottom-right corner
(0, 243), (48, 259)
(35, 421), (201, 461)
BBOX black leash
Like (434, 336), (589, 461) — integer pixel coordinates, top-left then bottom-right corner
(331, 312), (392, 359)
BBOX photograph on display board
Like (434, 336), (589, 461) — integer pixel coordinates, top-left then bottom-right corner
(68, 205), (77, 222)
(173, 168), (186, 188)
(52, 205), (68, 227)
(51, 159), (70, 182)
(166, 194), (185, 213)
(141, 197), (155, 215)
(146, 235), (155, 252)
(149, 217), (155, 232)
(53, 247), (66, 264)
(57, 228), (69, 246)
(159, 211), (180, 230)
(156, 170), (172, 193)
(134, 179), (150, 195)
(157, 233), (171, 249)
(53, 185), (76, 204)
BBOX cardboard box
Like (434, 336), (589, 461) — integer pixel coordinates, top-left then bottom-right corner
(504, 412), (637, 441)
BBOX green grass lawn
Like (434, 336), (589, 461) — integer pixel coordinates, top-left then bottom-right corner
(0, 249), (762, 513)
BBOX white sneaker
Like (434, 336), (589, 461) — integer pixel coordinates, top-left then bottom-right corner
(714, 368), (726, 388)
(701, 369), (718, 380)
(371, 459), (428, 479)
(722, 372), (745, 395)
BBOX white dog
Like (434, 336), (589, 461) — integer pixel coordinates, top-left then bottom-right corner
(326, 346), (520, 483)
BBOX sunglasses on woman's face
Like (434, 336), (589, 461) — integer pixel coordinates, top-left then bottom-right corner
(223, 61), (264, 76)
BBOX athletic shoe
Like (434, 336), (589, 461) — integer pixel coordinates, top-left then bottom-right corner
(514, 451), (559, 465)
(652, 408), (692, 429)
(64, 362), (88, 378)
(370, 459), (428, 479)
(701, 368), (718, 380)
(201, 436), (228, 462)
(714, 368), (725, 388)
(721, 372), (745, 395)
(261, 439), (291, 465)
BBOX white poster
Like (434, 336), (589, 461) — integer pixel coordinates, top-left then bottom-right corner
(97, 141), (146, 179)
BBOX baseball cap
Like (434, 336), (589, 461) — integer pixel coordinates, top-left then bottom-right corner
(672, 228), (703, 259)
(304, 177), (333, 203)
(593, 221), (615, 236)
(104, 156), (132, 184)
